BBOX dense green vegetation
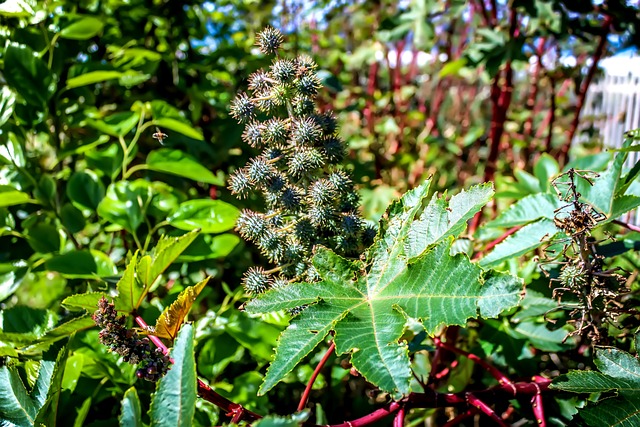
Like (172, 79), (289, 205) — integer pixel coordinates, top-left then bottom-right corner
(1, 1), (640, 426)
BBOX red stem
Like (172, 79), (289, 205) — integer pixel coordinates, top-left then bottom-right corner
(434, 337), (514, 389)
(134, 314), (261, 423)
(298, 342), (335, 411)
(393, 407), (405, 427)
(329, 402), (402, 427)
(467, 393), (510, 427)
(531, 376), (547, 427)
(442, 408), (478, 427)
(613, 219), (640, 233)
(544, 76), (557, 153)
(473, 225), (522, 260)
(559, 14), (612, 165)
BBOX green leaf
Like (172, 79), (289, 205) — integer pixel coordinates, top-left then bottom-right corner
(60, 203), (86, 233)
(26, 223), (60, 254)
(149, 324), (196, 427)
(153, 118), (204, 141)
(119, 387), (142, 427)
(0, 261), (28, 302)
(551, 347), (640, 426)
(146, 149), (223, 185)
(479, 219), (559, 268)
(486, 193), (562, 228)
(97, 180), (151, 233)
(31, 315), (96, 346)
(66, 70), (124, 89)
(60, 16), (104, 40)
(176, 234), (240, 261)
(86, 111), (140, 137)
(4, 43), (53, 108)
(61, 292), (104, 312)
(115, 231), (199, 312)
(154, 278), (208, 340)
(247, 179), (521, 397)
(45, 250), (117, 278)
(252, 412), (309, 427)
(0, 187), (36, 207)
(0, 86), (16, 127)
(67, 170), (106, 211)
(168, 200), (239, 234)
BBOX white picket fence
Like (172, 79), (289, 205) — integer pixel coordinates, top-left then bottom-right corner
(576, 62), (640, 226)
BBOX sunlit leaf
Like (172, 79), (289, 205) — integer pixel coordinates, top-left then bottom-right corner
(146, 149), (223, 185)
(60, 16), (104, 39)
(149, 324), (196, 427)
(154, 278), (208, 340)
(247, 179), (521, 397)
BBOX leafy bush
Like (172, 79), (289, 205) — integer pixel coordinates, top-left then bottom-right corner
(1, 3), (640, 427)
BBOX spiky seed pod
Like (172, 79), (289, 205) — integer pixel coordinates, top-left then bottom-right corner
(242, 266), (271, 294)
(292, 96), (316, 117)
(246, 157), (275, 186)
(284, 239), (307, 263)
(265, 210), (284, 228)
(296, 74), (321, 97)
(560, 263), (588, 288)
(296, 54), (317, 71)
(264, 172), (287, 194)
(236, 209), (269, 242)
(242, 121), (264, 148)
(258, 229), (285, 262)
(263, 118), (289, 146)
(308, 179), (337, 207)
(339, 190), (360, 212)
(305, 265), (321, 282)
(230, 92), (255, 124)
(253, 89), (280, 114)
(320, 136), (346, 164)
(327, 171), (353, 193)
(255, 26), (283, 55)
(336, 235), (360, 255)
(292, 219), (315, 247)
(248, 69), (273, 93)
(270, 59), (297, 84)
(362, 225), (377, 247)
(291, 117), (323, 147)
(228, 168), (252, 198)
(288, 147), (324, 178)
(340, 213), (362, 236)
(309, 205), (336, 229)
(271, 276), (290, 289)
(279, 186), (305, 212)
(263, 147), (286, 168)
(317, 112), (338, 135)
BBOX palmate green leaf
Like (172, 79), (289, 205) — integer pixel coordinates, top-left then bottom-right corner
(247, 179), (522, 397)
(551, 347), (640, 426)
(486, 193), (562, 228)
(149, 324), (196, 427)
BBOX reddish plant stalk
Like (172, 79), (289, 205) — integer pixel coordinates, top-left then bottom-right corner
(298, 342), (336, 411)
(531, 376), (547, 427)
(434, 337), (514, 388)
(559, 14), (612, 165)
(442, 408), (478, 427)
(613, 219), (640, 233)
(393, 407), (405, 427)
(544, 76), (557, 153)
(133, 314), (262, 423)
(467, 393), (509, 427)
(473, 225), (522, 260)
(523, 38), (546, 139)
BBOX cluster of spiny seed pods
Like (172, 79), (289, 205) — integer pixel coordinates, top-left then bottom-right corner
(228, 27), (374, 294)
(93, 297), (170, 381)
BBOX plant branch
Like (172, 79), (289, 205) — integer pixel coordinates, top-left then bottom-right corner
(298, 341), (336, 411)
(466, 393), (509, 427)
(133, 314), (262, 423)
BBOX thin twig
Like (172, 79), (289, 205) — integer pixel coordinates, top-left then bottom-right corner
(466, 393), (510, 427)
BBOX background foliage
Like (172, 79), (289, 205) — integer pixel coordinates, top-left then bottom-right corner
(1, 0), (640, 426)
